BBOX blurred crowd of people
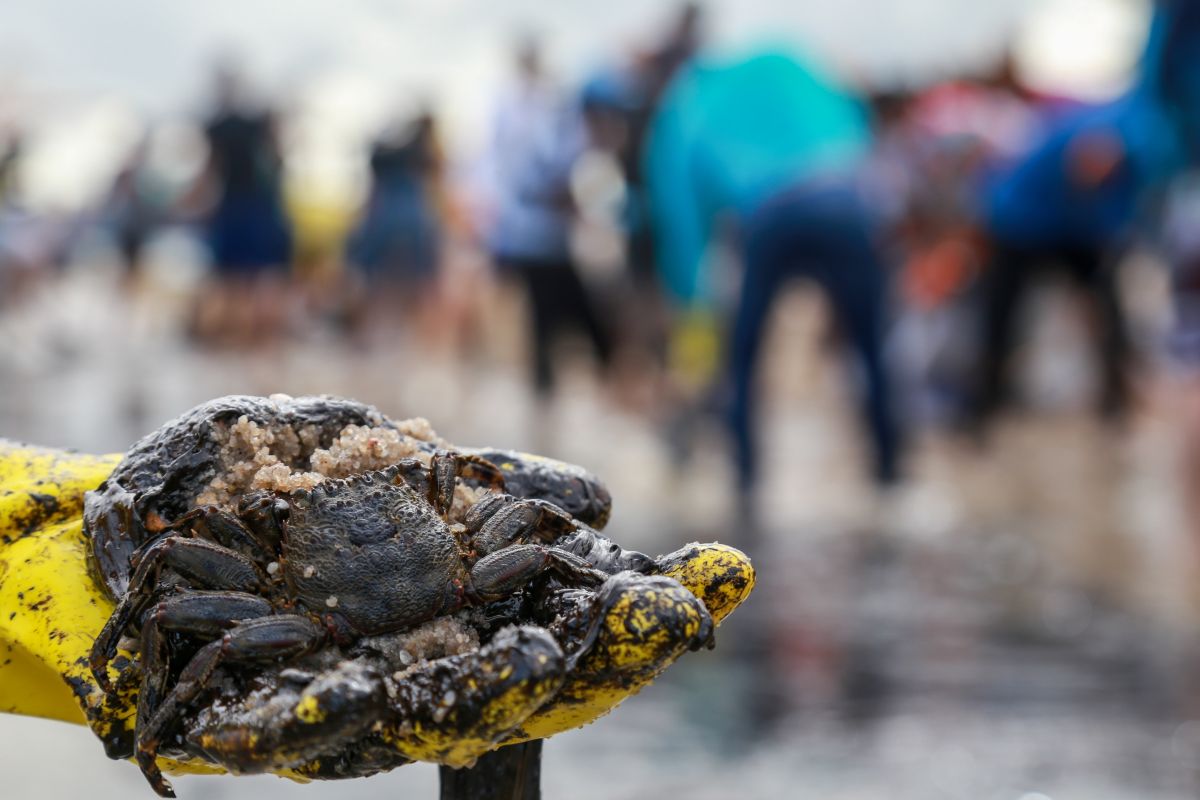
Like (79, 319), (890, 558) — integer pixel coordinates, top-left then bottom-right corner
(2, 0), (1200, 516)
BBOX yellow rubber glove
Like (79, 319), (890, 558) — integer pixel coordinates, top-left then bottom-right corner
(0, 440), (754, 782)
(668, 307), (723, 392)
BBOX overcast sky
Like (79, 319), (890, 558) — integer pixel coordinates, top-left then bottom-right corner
(0, 0), (1149, 208)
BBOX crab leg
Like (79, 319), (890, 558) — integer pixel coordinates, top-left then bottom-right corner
(146, 591), (275, 637)
(463, 495), (578, 556)
(137, 614), (326, 797)
(90, 536), (265, 692)
(429, 450), (506, 516)
(133, 591), (275, 729)
(552, 522), (656, 574)
(468, 544), (605, 604)
(136, 616), (170, 755)
(161, 505), (275, 563)
(457, 447), (614, 528)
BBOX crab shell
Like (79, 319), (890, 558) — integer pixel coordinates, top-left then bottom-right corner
(82, 395), (614, 600)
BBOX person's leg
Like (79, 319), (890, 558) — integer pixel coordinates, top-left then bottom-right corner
(254, 269), (290, 346)
(974, 243), (1034, 424)
(562, 261), (614, 370)
(119, 229), (144, 288)
(783, 187), (902, 486)
(820, 232), (901, 486)
(730, 211), (790, 492)
(519, 262), (558, 398)
(1067, 245), (1131, 419)
(230, 274), (259, 346)
(735, 182), (903, 489)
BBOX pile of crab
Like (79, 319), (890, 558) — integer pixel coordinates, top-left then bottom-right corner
(82, 395), (741, 797)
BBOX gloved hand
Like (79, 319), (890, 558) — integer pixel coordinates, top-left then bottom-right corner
(0, 439), (754, 788)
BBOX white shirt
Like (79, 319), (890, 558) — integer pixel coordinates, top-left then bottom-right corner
(483, 79), (585, 262)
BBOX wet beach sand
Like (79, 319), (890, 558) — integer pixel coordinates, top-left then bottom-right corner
(2, 265), (1199, 800)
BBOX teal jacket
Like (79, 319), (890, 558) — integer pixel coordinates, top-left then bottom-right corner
(644, 49), (872, 304)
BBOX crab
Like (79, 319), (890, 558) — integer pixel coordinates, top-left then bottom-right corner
(87, 446), (630, 797)
(79, 396), (716, 795)
(83, 396), (629, 599)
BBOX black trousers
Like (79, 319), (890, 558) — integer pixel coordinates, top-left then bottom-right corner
(974, 241), (1131, 421)
(500, 257), (612, 395)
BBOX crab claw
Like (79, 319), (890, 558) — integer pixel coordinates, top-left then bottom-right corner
(463, 448), (614, 529)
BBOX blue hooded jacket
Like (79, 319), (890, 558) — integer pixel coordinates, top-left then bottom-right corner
(985, 0), (1200, 249)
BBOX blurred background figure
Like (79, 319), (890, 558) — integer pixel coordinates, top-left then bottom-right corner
(871, 50), (1040, 427)
(187, 60), (292, 348)
(345, 107), (444, 345)
(580, 3), (710, 442)
(0, 129), (19, 205)
(101, 135), (166, 289)
(1164, 170), (1200, 542)
(481, 37), (612, 437)
(0, 126), (74, 307)
(625, 1), (704, 285)
(1154, 1), (1200, 555)
(646, 47), (903, 499)
(971, 0), (1200, 429)
(0, 128), (28, 303)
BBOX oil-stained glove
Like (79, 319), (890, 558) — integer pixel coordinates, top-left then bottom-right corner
(0, 424), (753, 794)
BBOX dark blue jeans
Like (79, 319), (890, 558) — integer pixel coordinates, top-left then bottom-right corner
(731, 180), (901, 489)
